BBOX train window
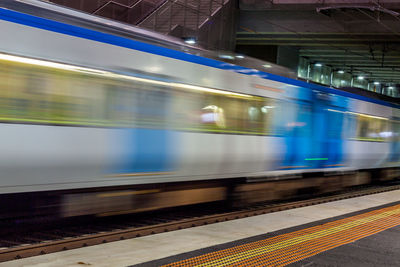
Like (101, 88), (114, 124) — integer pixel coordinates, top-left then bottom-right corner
(44, 71), (105, 125)
(0, 55), (273, 135)
(218, 95), (242, 131)
(173, 86), (273, 135)
(392, 121), (400, 140)
(106, 82), (136, 125)
(201, 94), (226, 130)
(248, 98), (275, 134)
(85, 76), (170, 128)
(172, 89), (204, 130)
(0, 59), (108, 126)
(131, 82), (170, 128)
(0, 57), (173, 128)
(0, 62), (29, 120)
(355, 114), (389, 141)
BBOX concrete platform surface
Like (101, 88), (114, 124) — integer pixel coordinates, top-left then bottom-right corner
(2, 190), (400, 267)
(144, 200), (400, 266)
(290, 224), (400, 267)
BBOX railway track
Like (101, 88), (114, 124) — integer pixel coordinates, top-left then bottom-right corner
(1, 183), (400, 263)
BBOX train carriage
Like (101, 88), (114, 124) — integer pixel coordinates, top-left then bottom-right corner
(0, 0), (399, 218)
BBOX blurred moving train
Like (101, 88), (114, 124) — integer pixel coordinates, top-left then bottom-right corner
(0, 0), (400, 219)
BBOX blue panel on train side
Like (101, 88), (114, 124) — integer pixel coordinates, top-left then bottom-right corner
(330, 94), (349, 108)
(308, 98), (326, 169)
(325, 108), (345, 167)
(283, 85), (312, 102)
(280, 90), (349, 170)
(280, 100), (313, 170)
(117, 128), (174, 174)
(310, 92), (348, 168)
(389, 117), (400, 162)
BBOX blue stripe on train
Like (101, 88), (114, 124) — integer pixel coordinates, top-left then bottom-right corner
(0, 7), (398, 109)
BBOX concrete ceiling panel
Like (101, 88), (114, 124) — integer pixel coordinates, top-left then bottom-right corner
(237, 0), (400, 84)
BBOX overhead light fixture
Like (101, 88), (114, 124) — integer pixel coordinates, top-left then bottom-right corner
(357, 76), (364, 80)
(219, 54), (235, 60)
(235, 55), (244, 59)
(338, 70), (344, 74)
(262, 64), (272, 68)
(314, 63), (322, 67)
(183, 37), (196, 45)
(388, 86), (394, 89)
(373, 81), (380, 85)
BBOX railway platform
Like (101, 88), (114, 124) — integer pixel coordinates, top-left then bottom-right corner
(2, 189), (400, 267)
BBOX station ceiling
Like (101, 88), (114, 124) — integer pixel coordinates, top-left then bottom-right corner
(237, 0), (400, 84)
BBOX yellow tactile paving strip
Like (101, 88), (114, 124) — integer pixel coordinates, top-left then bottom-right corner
(164, 203), (400, 267)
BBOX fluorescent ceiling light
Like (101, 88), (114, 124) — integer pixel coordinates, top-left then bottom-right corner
(184, 38), (196, 44)
(219, 55), (235, 60)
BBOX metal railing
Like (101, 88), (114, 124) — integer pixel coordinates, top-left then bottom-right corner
(138, 0), (235, 49)
(48, 0), (236, 50)
(91, 0), (167, 25)
(139, 0), (228, 30)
